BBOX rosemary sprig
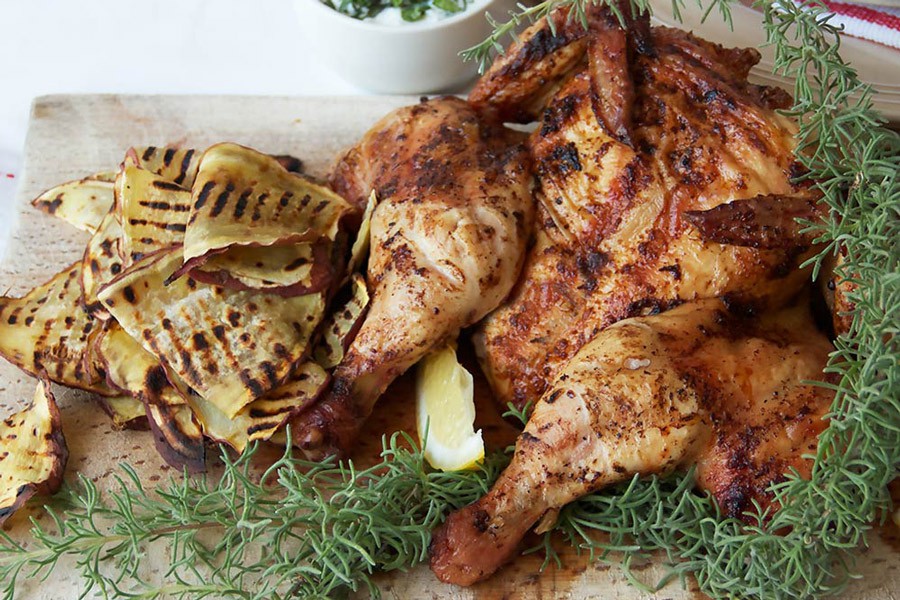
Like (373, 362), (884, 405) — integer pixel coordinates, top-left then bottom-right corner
(0, 433), (508, 599)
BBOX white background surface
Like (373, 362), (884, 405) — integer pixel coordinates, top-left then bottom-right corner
(0, 0), (368, 262)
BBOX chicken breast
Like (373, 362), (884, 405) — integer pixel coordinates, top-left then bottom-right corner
(473, 12), (817, 413)
(432, 297), (834, 585)
(292, 97), (534, 458)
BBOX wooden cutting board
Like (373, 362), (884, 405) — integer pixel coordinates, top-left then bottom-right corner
(1, 95), (898, 600)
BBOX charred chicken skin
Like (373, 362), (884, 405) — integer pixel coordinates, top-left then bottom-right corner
(292, 97), (534, 458)
(431, 297), (834, 585)
(431, 5), (834, 587)
(471, 7), (820, 413)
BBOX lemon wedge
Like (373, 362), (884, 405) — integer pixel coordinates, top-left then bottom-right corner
(416, 344), (484, 471)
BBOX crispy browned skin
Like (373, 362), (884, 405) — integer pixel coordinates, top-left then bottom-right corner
(469, 9), (590, 124)
(291, 97), (534, 458)
(683, 192), (822, 250)
(431, 298), (833, 585)
(474, 19), (814, 412)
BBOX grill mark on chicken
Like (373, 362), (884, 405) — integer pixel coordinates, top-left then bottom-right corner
(433, 299), (834, 584)
(475, 21), (815, 414)
(291, 97), (535, 458)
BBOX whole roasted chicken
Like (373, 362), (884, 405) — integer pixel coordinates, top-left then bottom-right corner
(292, 97), (534, 458)
(471, 6), (821, 412)
(431, 5), (833, 586)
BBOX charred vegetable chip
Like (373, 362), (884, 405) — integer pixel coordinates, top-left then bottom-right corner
(98, 323), (205, 472)
(347, 190), (377, 278)
(98, 395), (148, 430)
(123, 146), (306, 188)
(124, 146), (201, 188)
(31, 173), (116, 234)
(315, 273), (370, 369)
(190, 241), (335, 296)
(80, 210), (125, 320)
(181, 143), (352, 270)
(115, 165), (192, 265)
(188, 361), (328, 452)
(0, 380), (68, 525)
(99, 248), (325, 418)
(0, 264), (113, 395)
(145, 403), (206, 473)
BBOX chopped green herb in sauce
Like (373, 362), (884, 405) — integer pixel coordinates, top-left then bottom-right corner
(323, 0), (469, 22)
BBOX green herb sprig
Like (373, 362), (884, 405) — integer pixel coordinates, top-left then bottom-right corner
(323, 0), (469, 22)
(0, 433), (507, 599)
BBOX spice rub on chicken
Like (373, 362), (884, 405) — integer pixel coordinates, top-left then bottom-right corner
(291, 97), (534, 459)
(431, 3), (834, 586)
(471, 5), (818, 414)
(432, 297), (834, 585)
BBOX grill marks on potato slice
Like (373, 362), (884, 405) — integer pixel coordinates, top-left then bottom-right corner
(188, 360), (329, 452)
(190, 241), (335, 296)
(315, 273), (370, 369)
(31, 172), (116, 233)
(98, 323), (205, 471)
(182, 143), (353, 268)
(116, 166), (192, 265)
(12, 143), (343, 465)
(0, 380), (68, 525)
(99, 248), (325, 419)
(80, 210), (125, 320)
(345, 190), (377, 279)
(0, 264), (113, 395)
(124, 146), (202, 188)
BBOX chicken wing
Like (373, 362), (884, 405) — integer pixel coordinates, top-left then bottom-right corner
(474, 15), (816, 412)
(431, 297), (834, 585)
(292, 97), (534, 458)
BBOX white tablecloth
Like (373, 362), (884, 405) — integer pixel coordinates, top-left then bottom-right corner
(0, 0), (367, 262)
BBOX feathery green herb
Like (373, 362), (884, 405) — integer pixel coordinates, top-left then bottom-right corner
(322, 0), (469, 22)
(0, 433), (507, 599)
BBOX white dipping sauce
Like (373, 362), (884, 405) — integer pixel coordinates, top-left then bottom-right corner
(367, 0), (491, 26)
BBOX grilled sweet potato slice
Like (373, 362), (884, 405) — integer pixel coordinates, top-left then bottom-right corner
(99, 248), (325, 418)
(123, 146), (202, 189)
(188, 361), (329, 452)
(98, 323), (205, 472)
(0, 264), (113, 395)
(174, 143), (353, 295)
(0, 380), (68, 525)
(115, 165), (192, 266)
(31, 173), (116, 233)
(314, 273), (370, 370)
(80, 210), (125, 320)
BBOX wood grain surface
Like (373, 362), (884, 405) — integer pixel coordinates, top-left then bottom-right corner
(1, 95), (897, 599)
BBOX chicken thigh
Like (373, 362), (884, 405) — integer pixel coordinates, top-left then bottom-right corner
(292, 97), (534, 458)
(431, 297), (834, 585)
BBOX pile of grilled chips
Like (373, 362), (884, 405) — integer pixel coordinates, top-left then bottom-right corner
(0, 143), (373, 520)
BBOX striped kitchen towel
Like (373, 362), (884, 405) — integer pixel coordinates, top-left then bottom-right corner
(821, 0), (900, 49)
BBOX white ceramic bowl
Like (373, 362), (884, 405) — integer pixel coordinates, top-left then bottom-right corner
(293, 0), (515, 94)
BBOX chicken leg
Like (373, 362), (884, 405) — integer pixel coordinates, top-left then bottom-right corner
(292, 97), (534, 458)
(431, 297), (834, 585)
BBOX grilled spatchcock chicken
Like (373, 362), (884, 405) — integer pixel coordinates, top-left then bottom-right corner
(291, 97), (534, 458)
(430, 4), (833, 586)
(471, 5), (821, 413)
(431, 298), (834, 585)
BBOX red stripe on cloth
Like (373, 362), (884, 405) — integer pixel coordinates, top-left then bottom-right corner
(823, 0), (900, 30)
